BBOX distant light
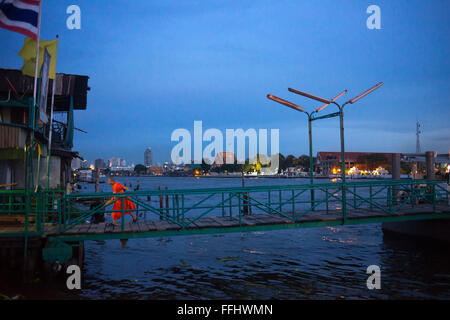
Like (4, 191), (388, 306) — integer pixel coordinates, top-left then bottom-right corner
(346, 82), (383, 104)
(267, 94), (306, 112)
(315, 90), (348, 113)
(288, 88), (331, 104)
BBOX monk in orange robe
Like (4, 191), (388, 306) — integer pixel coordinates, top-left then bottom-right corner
(106, 178), (137, 225)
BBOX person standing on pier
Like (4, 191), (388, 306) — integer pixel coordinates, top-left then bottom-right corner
(106, 178), (137, 225)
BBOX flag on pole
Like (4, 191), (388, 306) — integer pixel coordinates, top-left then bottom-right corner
(38, 48), (50, 123)
(0, 0), (40, 40)
(19, 37), (58, 79)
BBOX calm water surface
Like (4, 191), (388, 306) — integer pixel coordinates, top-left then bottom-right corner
(2, 177), (450, 299)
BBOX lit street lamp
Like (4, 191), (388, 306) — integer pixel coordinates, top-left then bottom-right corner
(266, 90), (347, 209)
(288, 82), (383, 222)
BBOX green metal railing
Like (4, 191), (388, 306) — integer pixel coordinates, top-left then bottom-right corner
(1, 179), (449, 237)
(0, 189), (65, 236)
(56, 179), (449, 233)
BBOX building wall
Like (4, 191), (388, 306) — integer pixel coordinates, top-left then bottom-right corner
(0, 156), (63, 189)
(94, 158), (105, 169)
(144, 148), (152, 167)
(0, 125), (27, 149)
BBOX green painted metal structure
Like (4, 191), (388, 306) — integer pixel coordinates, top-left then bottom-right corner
(1, 180), (449, 246)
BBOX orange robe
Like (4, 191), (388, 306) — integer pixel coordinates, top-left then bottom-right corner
(111, 182), (136, 222)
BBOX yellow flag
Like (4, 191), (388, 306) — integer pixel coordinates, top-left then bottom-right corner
(19, 38), (58, 79)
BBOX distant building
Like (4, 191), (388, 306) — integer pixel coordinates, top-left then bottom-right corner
(120, 159), (126, 167)
(147, 166), (163, 176)
(81, 160), (89, 169)
(109, 158), (121, 167)
(144, 148), (152, 167)
(213, 152), (236, 167)
(94, 158), (105, 169)
(316, 151), (392, 175)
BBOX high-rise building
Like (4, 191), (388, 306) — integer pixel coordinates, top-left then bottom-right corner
(109, 157), (121, 167)
(95, 158), (105, 169)
(144, 148), (153, 167)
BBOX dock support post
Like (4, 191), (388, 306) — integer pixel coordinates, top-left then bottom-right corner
(425, 151), (435, 180)
(425, 151), (436, 208)
(120, 239), (128, 248)
(165, 186), (169, 217)
(159, 184), (163, 220)
(392, 153), (401, 204)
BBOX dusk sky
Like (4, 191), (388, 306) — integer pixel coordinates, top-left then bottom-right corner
(1, 0), (449, 165)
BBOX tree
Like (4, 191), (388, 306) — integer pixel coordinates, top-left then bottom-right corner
(284, 155), (299, 168)
(400, 162), (411, 174)
(201, 158), (211, 173)
(134, 164), (147, 174)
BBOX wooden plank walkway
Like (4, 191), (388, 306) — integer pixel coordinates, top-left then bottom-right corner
(42, 203), (450, 237)
(1, 204), (449, 238)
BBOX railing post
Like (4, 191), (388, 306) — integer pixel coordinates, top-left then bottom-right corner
(229, 192), (232, 221)
(178, 194), (181, 221)
(181, 194), (185, 224)
(369, 184), (373, 211)
(432, 182), (436, 212)
(279, 190), (282, 213)
(159, 184), (163, 220)
(342, 184), (347, 224)
(222, 192), (225, 217)
(238, 192), (242, 225)
(268, 190), (272, 214)
(35, 192), (41, 233)
(165, 186), (169, 217)
(121, 195), (125, 231)
(292, 189), (295, 218)
(388, 185), (392, 213)
(58, 197), (62, 233)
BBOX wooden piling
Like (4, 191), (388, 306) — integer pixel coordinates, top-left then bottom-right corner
(165, 186), (169, 217)
(159, 184), (163, 220)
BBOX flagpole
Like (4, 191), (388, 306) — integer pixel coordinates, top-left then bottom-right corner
(46, 35), (57, 191)
(32, 0), (42, 106)
(46, 65), (55, 191)
(27, 0), (42, 193)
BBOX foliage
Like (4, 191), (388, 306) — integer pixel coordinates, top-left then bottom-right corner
(134, 164), (147, 173)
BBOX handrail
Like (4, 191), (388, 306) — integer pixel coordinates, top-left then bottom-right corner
(0, 180), (448, 237)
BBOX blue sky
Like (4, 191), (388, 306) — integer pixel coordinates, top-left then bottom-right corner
(1, 0), (449, 165)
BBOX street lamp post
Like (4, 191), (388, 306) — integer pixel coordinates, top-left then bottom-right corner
(288, 82), (383, 223)
(266, 91), (347, 209)
(266, 94), (316, 207)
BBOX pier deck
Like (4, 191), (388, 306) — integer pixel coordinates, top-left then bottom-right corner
(0, 203), (446, 241)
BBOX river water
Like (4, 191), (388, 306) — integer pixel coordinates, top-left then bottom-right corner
(2, 177), (450, 299)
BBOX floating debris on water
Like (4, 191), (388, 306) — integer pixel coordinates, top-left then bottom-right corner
(216, 256), (239, 262)
(177, 260), (190, 267)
